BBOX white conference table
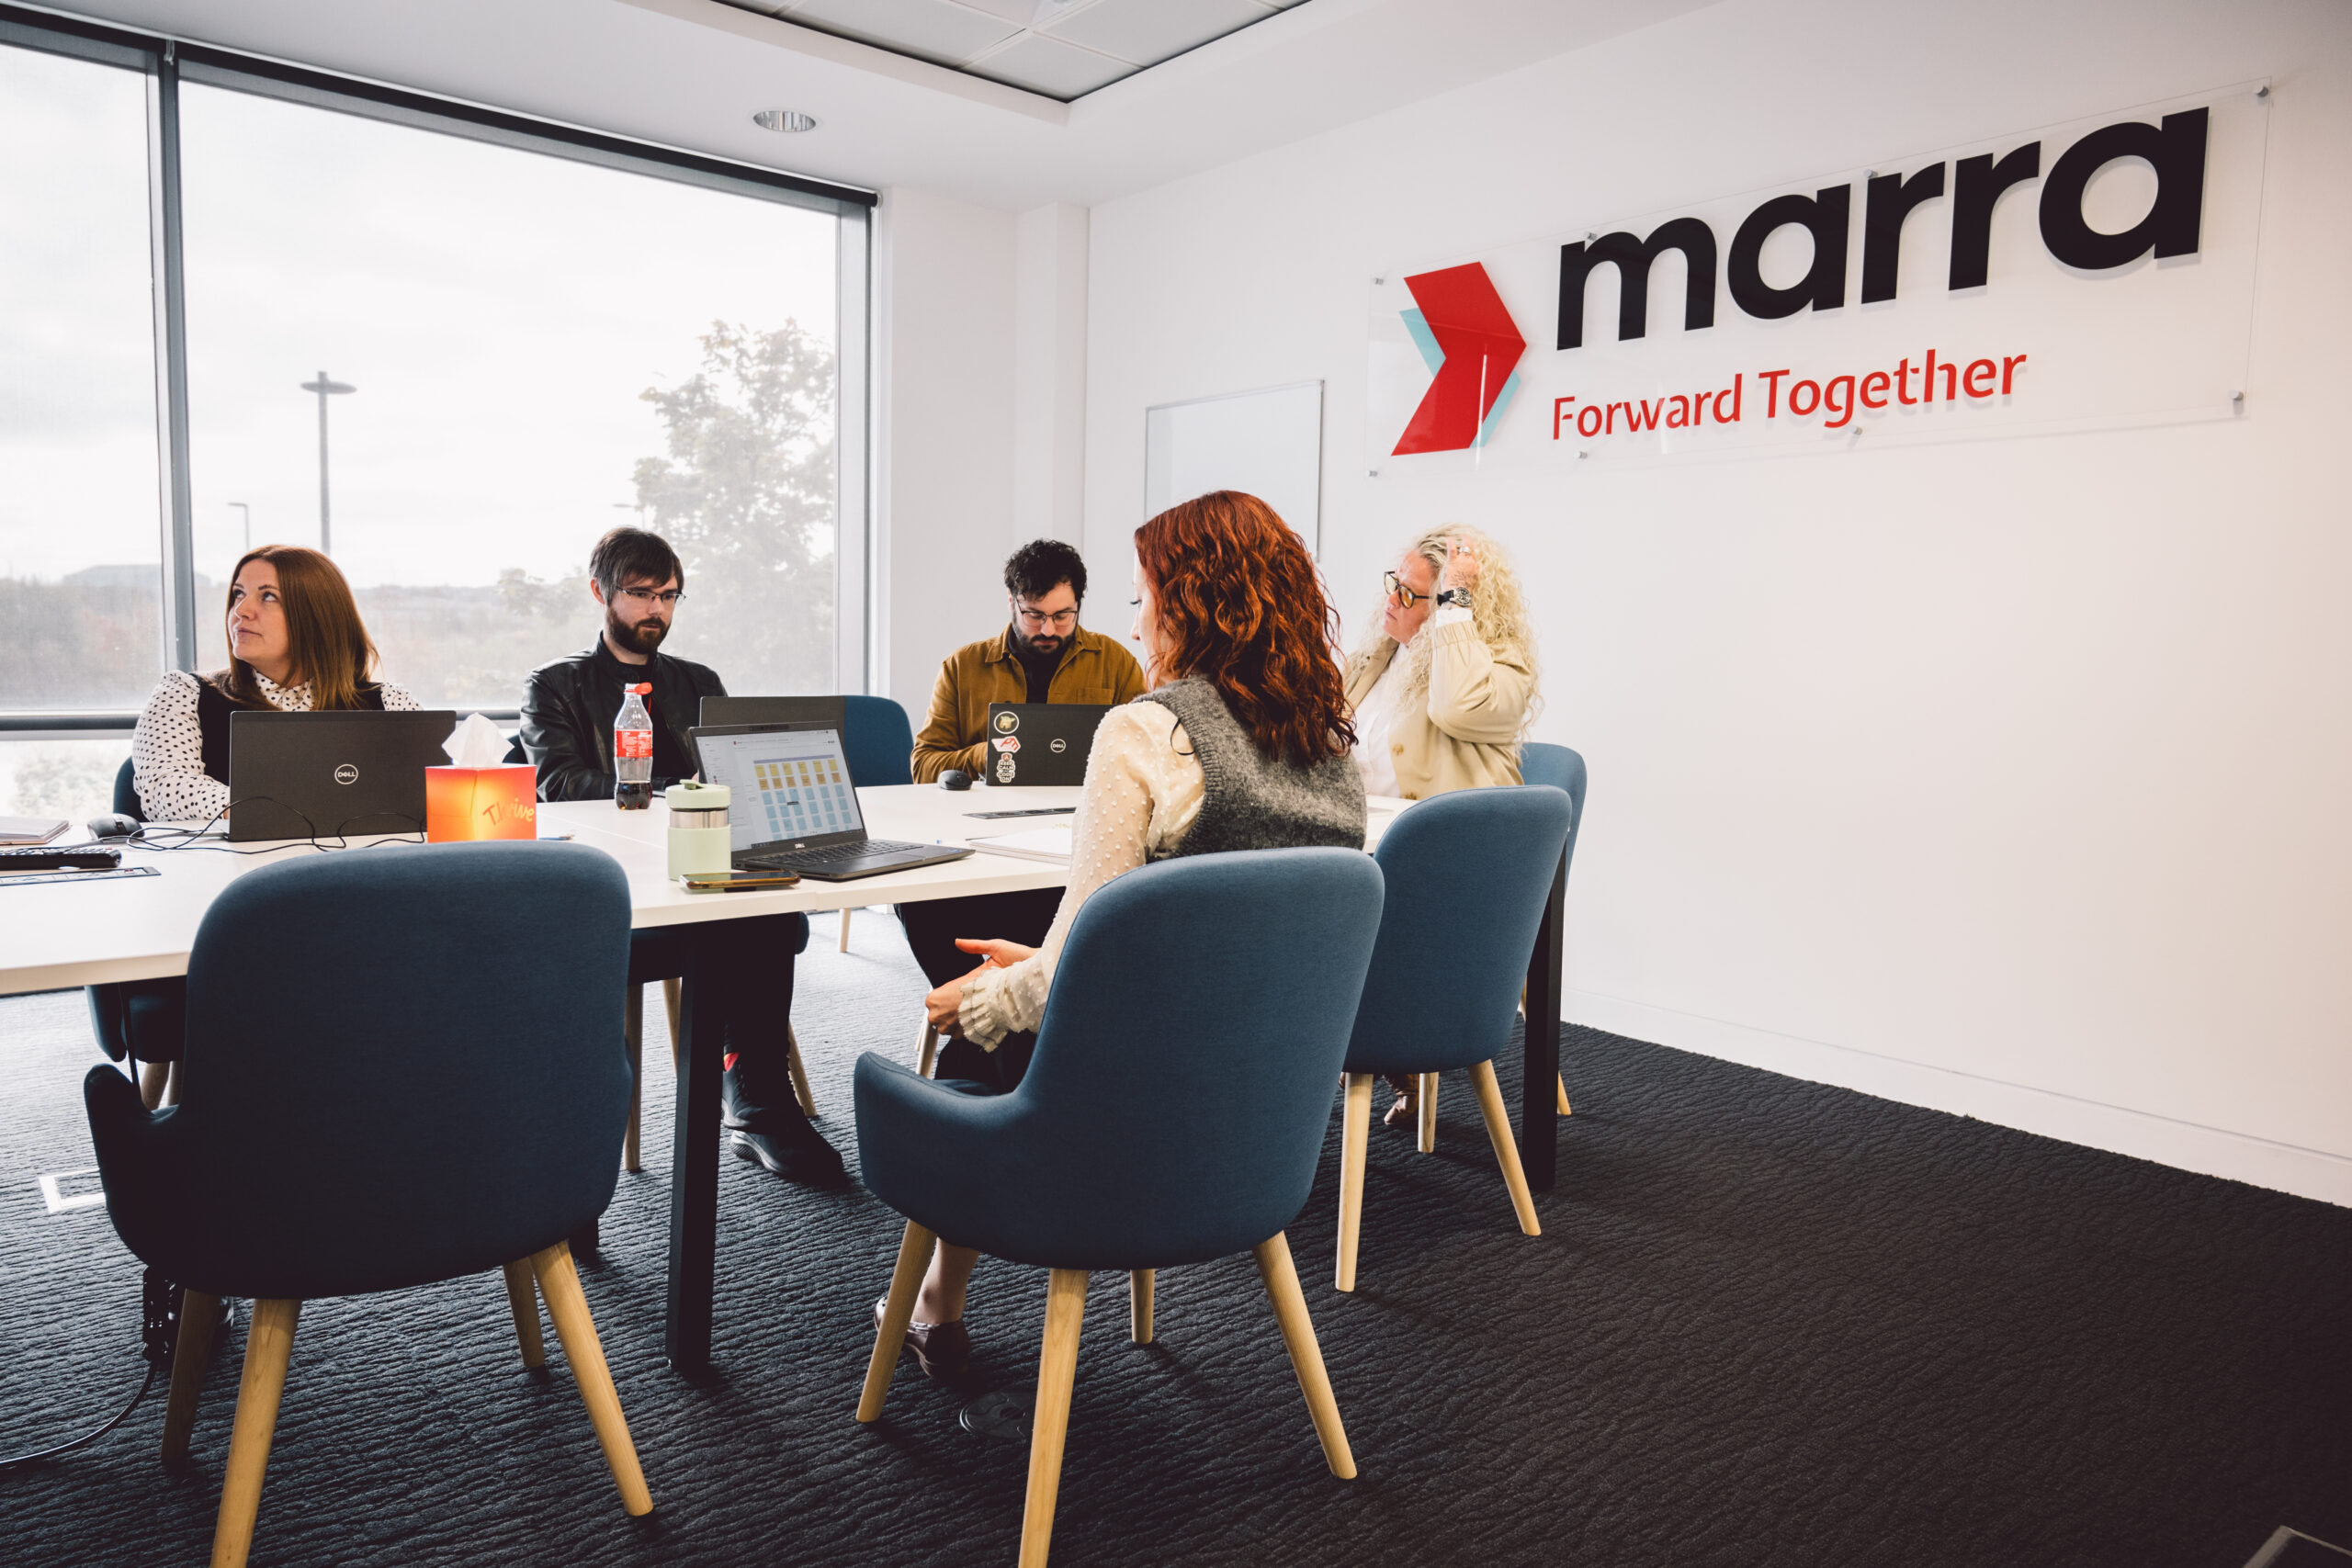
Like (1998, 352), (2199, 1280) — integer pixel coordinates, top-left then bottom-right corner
(1, 783), (1077, 1371)
(0, 783), (1569, 1373)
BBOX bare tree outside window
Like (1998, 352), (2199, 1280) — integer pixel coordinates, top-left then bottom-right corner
(634, 321), (837, 694)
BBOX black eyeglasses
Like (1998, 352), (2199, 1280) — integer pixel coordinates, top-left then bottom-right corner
(1383, 571), (1431, 609)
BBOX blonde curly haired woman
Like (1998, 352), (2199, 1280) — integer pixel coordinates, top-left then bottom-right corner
(1345, 521), (1541, 1127)
(1346, 523), (1539, 798)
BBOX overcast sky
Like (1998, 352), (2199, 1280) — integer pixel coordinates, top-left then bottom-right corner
(0, 41), (839, 591)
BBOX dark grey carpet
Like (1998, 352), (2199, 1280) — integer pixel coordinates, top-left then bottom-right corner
(2, 911), (2346, 1568)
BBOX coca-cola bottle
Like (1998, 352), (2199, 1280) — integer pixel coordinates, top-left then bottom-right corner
(614, 682), (654, 810)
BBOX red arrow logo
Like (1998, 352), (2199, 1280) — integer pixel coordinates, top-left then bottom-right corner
(1393, 263), (1527, 455)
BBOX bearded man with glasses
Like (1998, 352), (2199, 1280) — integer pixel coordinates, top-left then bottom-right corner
(520, 525), (847, 1190)
(899, 539), (1146, 1048)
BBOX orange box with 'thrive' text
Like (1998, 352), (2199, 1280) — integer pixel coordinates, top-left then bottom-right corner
(425, 764), (538, 842)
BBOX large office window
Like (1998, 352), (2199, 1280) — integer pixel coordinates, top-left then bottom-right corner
(0, 43), (162, 712)
(179, 85), (846, 705)
(0, 11), (871, 826)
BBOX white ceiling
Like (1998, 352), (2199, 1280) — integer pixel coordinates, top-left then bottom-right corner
(727, 0), (1306, 102)
(32, 0), (1718, 210)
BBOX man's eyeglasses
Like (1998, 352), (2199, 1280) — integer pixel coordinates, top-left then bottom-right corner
(1016, 606), (1079, 631)
(615, 588), (684, 608)
(1383, 571), (1431, 609)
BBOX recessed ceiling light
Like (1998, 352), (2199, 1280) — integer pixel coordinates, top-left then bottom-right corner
(752, 109), (819, 132)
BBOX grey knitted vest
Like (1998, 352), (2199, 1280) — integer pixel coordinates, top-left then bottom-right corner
(1141, 678), (1367, 861)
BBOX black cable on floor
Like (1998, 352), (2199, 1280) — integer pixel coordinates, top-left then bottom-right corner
(0, 1269), (189, 1472)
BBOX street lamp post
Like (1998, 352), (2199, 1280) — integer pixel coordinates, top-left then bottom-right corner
(299, 372), (356, 555)
(228, 501), (251, 553)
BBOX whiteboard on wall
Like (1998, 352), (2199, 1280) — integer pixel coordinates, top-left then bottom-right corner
(1144, 381), (1323, 556)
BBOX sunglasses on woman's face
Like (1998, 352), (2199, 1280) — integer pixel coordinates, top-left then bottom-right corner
(1384, 571), (1432, 609)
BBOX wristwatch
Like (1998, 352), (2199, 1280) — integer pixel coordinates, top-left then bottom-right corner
(1436, 588), (1475, 610)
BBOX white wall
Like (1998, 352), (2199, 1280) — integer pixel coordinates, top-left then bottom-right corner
(872, 186), (1017, 720)
(1081, 0), (2352, 1202)
(1013, 202), (1090, 547)
(873, 192), (1094, 722)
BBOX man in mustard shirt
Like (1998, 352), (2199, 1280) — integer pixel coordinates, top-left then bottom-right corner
(901, 540), (1146, 1013)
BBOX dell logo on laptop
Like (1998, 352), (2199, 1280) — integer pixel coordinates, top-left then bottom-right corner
(334, 763), (359, 785)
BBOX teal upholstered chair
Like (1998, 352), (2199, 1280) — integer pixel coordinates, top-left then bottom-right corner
(854, 848), (1385, 1566)
(1335, 786), (1573, 1290)
(83, 841), (652, 1567)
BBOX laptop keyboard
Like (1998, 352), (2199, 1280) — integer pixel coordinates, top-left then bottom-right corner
(743, 838), (932, 870)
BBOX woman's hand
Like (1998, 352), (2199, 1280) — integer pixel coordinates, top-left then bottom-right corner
(1439, 536), (1480, 594)
(955, 937), (1038, 967)
(922, 938), (1040, 1032)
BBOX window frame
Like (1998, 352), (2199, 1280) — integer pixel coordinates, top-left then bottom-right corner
(0, 3), (876, 734)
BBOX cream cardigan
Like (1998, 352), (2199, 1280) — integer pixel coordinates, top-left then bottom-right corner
(1342, 614), (1532, 799)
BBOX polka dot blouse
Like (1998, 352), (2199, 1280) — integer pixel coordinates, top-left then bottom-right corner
(956, 701), (1204, 1050)
(131, 669), (422, 823)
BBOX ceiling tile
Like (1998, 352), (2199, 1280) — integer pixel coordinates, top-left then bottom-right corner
(951, 0), (1044, 21)
(963, 32), (1137, 98)
(781, 0), (1023, 67)
(1040, 0), (1275, 66)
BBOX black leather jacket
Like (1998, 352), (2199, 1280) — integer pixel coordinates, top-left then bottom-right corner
(519, 640), (727, 803)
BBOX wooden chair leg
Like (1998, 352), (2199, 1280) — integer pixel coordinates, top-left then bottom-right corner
(858, 1220), (937, 1422)
(209, 1298), (300, 1568)
(501, 1260), (546, 1370)
(160, 1288), (220, 1463)
(839, 907), (854, 953)
(1556, 1075), (1571, 1116)
(661, 977), (683, 1071)
(139, 1058), (169, 1111)
(1129, 1269), (1154, 1344)
(1336, 1073), (1374, 1292)
(1469, 1060), (1541, 1236)
(786, 1026), (818, 1118)
(1253, 1233), (1355, 1480)
(622, 985), (645, 1174)
(529, 1242), (652, 1517)
(915, 1021), (939, 1079)
(1417, 1071), (1439, 1154)
(1020, 1269), (1090, 1568)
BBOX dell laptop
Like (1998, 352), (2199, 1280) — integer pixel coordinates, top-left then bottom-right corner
(691, 722), (973, 881)
(983, 703), (1113, 786)
(227, 709), (458, 841)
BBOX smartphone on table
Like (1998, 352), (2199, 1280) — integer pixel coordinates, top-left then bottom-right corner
(681, 869), (802, 893)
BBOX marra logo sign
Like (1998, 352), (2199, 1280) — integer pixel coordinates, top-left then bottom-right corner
(1552, 108), (2208, 352)
(1371, 87), (2262, 463)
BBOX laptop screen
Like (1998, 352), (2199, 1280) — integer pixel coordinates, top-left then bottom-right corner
(696, 726), (865, 851)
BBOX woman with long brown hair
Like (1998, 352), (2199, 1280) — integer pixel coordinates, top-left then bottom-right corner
(880, 491), (1367, 1381)
(131, 545), (419, 820)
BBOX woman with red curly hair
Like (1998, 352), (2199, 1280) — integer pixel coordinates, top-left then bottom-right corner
(887, 491), (1367, 1380)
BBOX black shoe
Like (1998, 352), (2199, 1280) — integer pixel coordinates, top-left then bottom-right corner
(723, 1060), (809, 1132)
(730, 1126), (850, 1189)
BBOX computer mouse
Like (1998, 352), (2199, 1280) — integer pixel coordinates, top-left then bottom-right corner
(939, 770), (973, 791)
(86, 812), (143, 841)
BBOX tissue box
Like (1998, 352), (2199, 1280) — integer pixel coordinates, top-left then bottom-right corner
(425, 765), (539, 842)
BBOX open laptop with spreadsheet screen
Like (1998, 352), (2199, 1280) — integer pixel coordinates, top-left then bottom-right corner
(690, 722), (972, 881)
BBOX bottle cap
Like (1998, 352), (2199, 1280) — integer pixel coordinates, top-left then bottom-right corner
(628, 682), (651, 695)
(663, 781), (729, 810)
